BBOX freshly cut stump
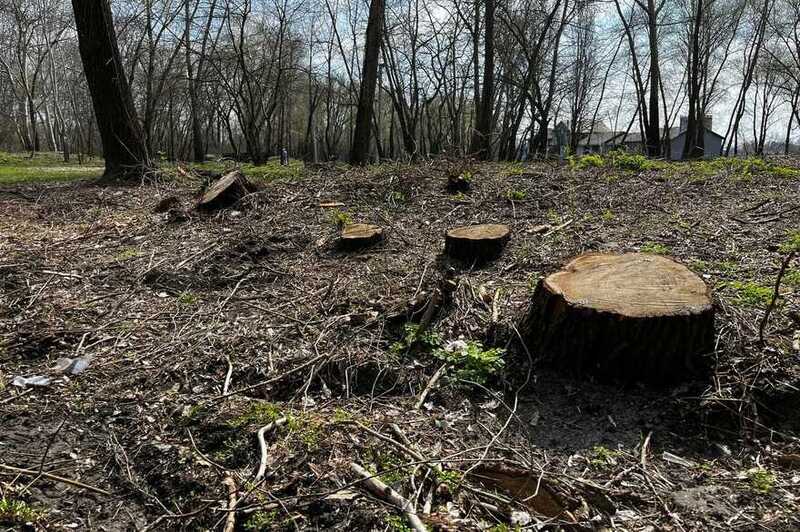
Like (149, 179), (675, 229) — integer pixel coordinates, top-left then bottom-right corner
(521, 253), (714, 384)
(196, 170), (257, 211)
(338, 224), (384, 250)
(445, 224), (510, 263)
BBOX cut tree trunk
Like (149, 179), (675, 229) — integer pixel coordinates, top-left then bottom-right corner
(196, 170), (257, 211)
(445, 224), (510, 263)
(338, 224), (384, 250)
(520, 253), (714, 384)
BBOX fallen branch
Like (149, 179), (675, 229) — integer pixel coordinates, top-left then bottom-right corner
(350, 462), (427, 532)
(0, 463), (110, 496)
(222, 476), (238, 532)
(759, 250), (796, 346)
(414, 364), (448, 410)
(255, 417), (289, 482)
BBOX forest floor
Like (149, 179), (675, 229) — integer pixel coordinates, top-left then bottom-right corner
(1, 154), (800, 531)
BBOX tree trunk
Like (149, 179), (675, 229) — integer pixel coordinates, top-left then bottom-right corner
(469, 0), (494, 160)
(72, 0), (149, 179)
(350, 0), (384, 165)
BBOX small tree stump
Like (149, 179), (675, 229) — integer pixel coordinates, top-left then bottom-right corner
(521, 253), (714, 384)
(338, 224), (384, 250)
(445, 224), (510, 262)
(196, 170), (257, 211)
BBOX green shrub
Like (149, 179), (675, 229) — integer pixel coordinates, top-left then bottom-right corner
(0, 498), (43, 525)
(606, 150), (656, 171)
(390, 323), (442, 354)
(570, 153), (604, 169)
(329, 208), (352, 228)
(506, 189), (527, 201)
(747, 468), (775, 493)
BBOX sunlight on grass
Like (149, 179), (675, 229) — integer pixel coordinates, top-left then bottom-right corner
(0, 151), (104, 184)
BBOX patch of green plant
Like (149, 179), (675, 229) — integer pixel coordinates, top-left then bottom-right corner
(365, 448), (410, 486)
(780, 230), (800, 253)
(332, 408), (354, 423)
(726, 281), (773, 307)
(783, 269), (800, 288)
(244, 509), (279, 530)
(489, 524), (522, 532)
(113, 247), (140, 261)
(769, 165), (800, 178)
(569, 153), (604, 169)
(434, 469), (463, 491)
(605, 150), (661, 171)
(504, 162), (526, 176)
(329, 208), (352, 228)
(0, 497), (43, 525)
(386, 514), (413, 532)
(506, 189), (527, 201)
(601, 209), (615, 222)
(229, 401), (283, 428)
(747, 468), (775, 494)
(546, 208), (562, 225)
(459, 170), (474, 182)
(390, 323), (443, 355)
(389, 191), (407, 204)
(640, 242), (670, 255)
(286, 414), (323, 451)
(243, 159), (304, 181)
(433, 339), (505, 385)
(0, 165), (104, 184)
(591, 445), (622, 467)
(177, 292), (198, 305)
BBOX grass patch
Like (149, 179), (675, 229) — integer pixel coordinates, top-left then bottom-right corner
(0, 497), (43, 525)
(640, 242), (671, 255)
(229, 401), (283, 428)
(726, 280), (773, 307)
(0, 150), (104, 184)
(747, 468), (775, 494)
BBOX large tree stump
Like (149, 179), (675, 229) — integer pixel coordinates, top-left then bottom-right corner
(445, 224), (510, 263)
(196, 170), (257, 211)
(338, 223), (384, 250)
(521, 253), (714, 384)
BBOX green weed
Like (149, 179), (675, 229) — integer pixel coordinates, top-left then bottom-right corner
(0, 497), (43, 524)
(506, 189), (527, 201)
(747, 468), (775, 494)
(433, 339), (505, 385)
(780, 230), (800, 253)
(329, 208), (352, 228)
(390, 323), (443, 355)
(569, 153), (604, 169)
(177, 292), (198, 305)
(726, 281), (773, 307)
(640, 242), (671, 255)
(229, 402), (283, 428)
(601, 209), (615, 221)
(244, 510), (279, 530)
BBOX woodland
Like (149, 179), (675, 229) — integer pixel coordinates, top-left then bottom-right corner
(1, 0), (800, 531)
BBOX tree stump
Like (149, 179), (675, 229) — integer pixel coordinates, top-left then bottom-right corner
(445, 224), (510, 263)
(196, 170), (257, 211)
(338, 224), (384, 250)
(520, 253), (714, 384)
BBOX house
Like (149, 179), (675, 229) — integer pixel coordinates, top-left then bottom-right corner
(575, 115), (724, 160)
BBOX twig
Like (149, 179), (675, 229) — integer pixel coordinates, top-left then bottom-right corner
(350, 462), (427, 532)
(222, 477), (238, 532)
(0, 464), (111, 495)
(758, 250), (796, 346)
(414, 364), (448, 410)
(255, 417), (289, 482)
(222, 356), (233, 395)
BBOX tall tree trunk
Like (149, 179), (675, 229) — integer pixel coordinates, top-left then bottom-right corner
(645, 0), (661, 157)
(351, 0), (385, 165)
(469, 0), (494, 160)
(72, 0), (149, 179)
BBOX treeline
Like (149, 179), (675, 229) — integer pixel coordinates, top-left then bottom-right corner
(1, 0), (799, 163)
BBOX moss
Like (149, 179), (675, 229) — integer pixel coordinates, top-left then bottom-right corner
(229, 401), (283, 428)
(780, 230), (800, 253)
(177, 292), (198, 305)
(601, 209), (615, 221)
(244, 509), (279, 530)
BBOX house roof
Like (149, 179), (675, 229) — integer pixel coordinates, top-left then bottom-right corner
(601, 127), (724, 146)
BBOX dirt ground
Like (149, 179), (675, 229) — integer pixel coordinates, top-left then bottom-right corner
(1, 158), (799, 531)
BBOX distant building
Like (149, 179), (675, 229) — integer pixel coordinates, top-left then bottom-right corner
(572, 115), (724, 159)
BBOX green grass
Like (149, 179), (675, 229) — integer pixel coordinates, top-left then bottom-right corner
(726, 280), (773, 307)
(0, 151), (104, 184)
(640, 242), (671, 255)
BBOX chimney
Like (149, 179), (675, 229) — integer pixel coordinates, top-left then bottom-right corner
(679, 116), (688, 132)
(703, 114), (712, 131)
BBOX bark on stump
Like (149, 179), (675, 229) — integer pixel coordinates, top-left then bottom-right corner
(445, 224), (510, 263)
(521, 253), (714, 384)
(338, 224), (384, 250)
(196, 170), (257, 211)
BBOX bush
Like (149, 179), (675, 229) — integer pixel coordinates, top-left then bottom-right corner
(570, 153), (604, 169)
